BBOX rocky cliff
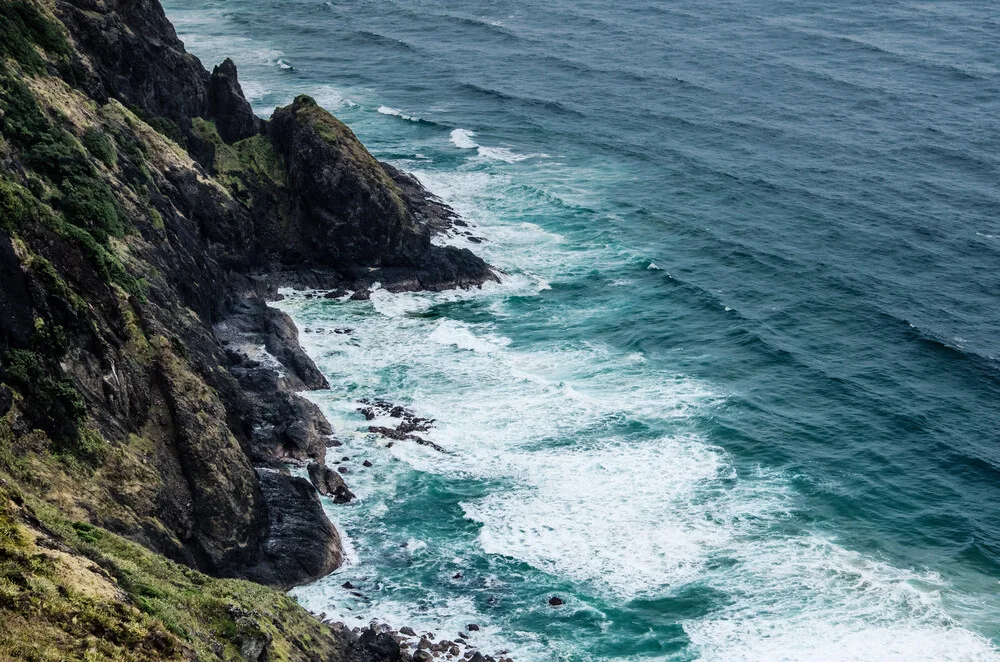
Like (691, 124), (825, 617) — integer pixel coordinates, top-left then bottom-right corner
(0, 0), (497, 658)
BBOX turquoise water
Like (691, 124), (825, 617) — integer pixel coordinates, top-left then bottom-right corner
(161, 0), (1000, 659)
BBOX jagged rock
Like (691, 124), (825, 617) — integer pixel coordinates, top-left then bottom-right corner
(228, 607), (273, 662)
(157, 338), (262, 573)
(355, 627), (403, 660)
(307, 462), (356, 503)
(209, 58), (262, 143)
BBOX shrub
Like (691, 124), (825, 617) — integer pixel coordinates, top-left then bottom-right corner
(82, 128), (117, 168)
(0, 0), (71, 74)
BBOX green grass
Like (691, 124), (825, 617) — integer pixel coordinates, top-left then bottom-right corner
(0, 483), (351, 661)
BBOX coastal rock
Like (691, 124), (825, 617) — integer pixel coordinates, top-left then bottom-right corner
(216, 297), (332, 462)
(243, 470), (343, 589)
(55, 0), (209, 128)
(208, 57), (262, 143)
(157, 338), (262, 573)
(267, 95), (498, 290)
(308, 461), (356, 504)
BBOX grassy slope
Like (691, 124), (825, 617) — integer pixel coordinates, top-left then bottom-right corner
(0, 480), (350, 662)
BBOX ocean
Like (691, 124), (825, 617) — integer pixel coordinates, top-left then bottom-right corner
(160, 0), (1000, 659)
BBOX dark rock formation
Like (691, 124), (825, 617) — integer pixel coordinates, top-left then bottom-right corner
(217, 297), (332, 462)
(246, 470), (343, 589)
(266, 95), (497, 290)
(55, 0), (210, 128)
(209, 57), (262, 143)
(308, 461), (356, 504)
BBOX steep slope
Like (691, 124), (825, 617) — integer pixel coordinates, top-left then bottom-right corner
(0, 0), (498, 658)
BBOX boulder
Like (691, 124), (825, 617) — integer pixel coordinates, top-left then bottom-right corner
(307, 461), (356, 504)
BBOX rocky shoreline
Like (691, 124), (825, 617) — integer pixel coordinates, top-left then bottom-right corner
(0, 0), (511, 657)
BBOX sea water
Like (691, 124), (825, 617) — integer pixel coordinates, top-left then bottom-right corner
(161, 0), (1000, 659)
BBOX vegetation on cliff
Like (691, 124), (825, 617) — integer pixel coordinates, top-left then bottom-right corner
(0, 0), (495, 658)
(0, 482), (373, 661)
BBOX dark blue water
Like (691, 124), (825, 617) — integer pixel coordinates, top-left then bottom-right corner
(163, 0), (1000, 658)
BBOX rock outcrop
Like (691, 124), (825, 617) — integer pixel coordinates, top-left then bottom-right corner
(0, 0), (496, 616)
(0, 0), (509, 655)
(247, 469), (344, 589)
(209, 57), (262, 143)
(308, 460), (356, 504)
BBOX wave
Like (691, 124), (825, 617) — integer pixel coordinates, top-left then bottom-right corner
(278, 288), (1000, 661)
(377, 105), (420, 122)
(456, 82), (586, 118)
(765, 21), (992, 81)
(449, 128), (478, 149)
(448, 129), (538, 163)
(353, 29), (418, 52)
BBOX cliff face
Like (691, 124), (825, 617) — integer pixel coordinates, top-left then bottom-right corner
(0, 0), (496, 657)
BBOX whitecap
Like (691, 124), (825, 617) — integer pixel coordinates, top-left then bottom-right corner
(450, 128), (479, 149)
(428, 320), (511, 354)
(377, 105), (420, 121)
(475, 146), (530, 162)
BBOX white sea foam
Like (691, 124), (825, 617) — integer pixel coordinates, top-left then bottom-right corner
(450, 128), (479, 149)
(446, 130), (537, 162)
(429, 320), (511, 354)
(377, 105), (420, 121)
(278, 280), (1000, 660)
(475, 146), (531, 163)
(684, 533), (1000, 661)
